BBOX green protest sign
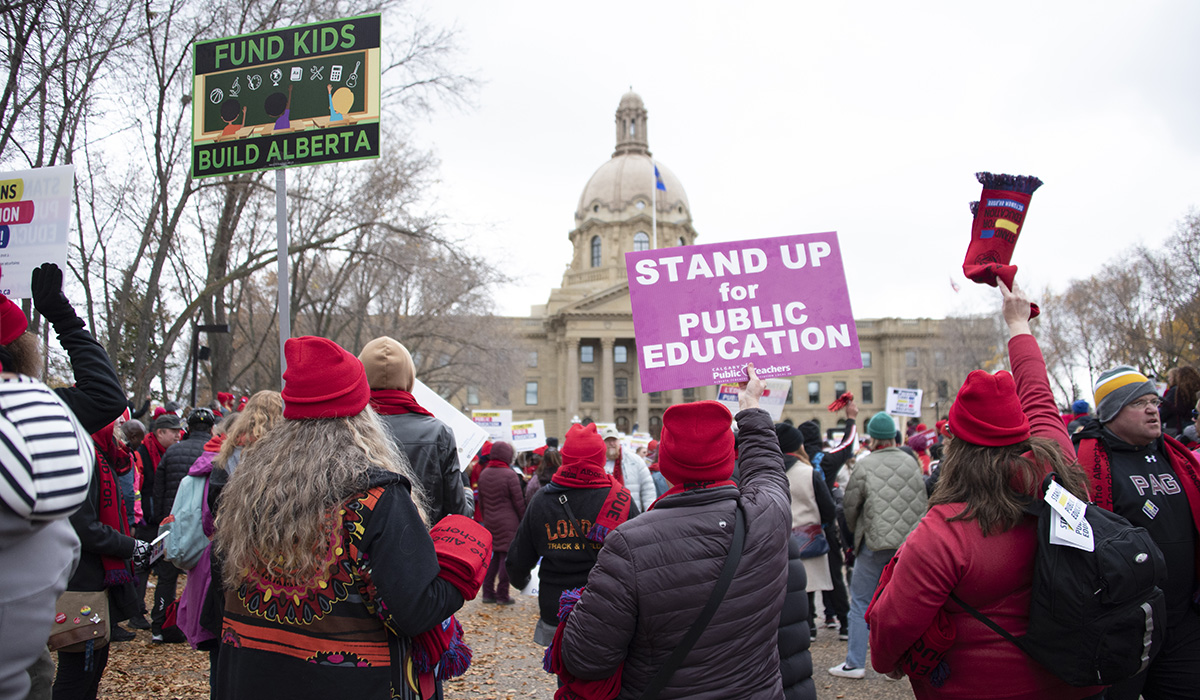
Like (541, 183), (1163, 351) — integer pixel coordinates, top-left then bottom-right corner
(191, 14), (381, 178)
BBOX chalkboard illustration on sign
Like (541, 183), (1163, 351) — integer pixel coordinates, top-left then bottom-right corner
(191, 14), (381, 177)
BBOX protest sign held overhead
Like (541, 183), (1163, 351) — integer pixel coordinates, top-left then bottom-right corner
(192, 15), (381, 178)
(626, 231), (862, 393)
(716, 378), (792, 421)
(411, 379), (488, 472)
(472, 409), (512, 442)
(886, 386), (923, 417)
(0, 165), (73, 299)
(511, 419), (546, 452)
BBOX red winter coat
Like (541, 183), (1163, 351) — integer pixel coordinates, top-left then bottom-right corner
(867, 334), (1102, 700)
(477, 463), (526, 552)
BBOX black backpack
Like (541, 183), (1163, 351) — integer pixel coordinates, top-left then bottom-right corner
(951, 473), (1167, 687)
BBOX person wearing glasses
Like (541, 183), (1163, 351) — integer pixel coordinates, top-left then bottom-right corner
(1072, 367), (1200, 700)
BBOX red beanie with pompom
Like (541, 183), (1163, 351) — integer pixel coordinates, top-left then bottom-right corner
(947, 369), (1031, 446)
(658, 401), (735, 485)
(281, 336), (369, 420)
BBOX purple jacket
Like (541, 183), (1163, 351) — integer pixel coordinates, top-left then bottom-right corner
(477, 463), (526, 552)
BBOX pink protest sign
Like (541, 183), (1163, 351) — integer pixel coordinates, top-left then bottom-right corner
(625, 231), (862, 393)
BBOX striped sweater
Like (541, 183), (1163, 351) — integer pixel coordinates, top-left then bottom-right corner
(0, 374), (94, 521)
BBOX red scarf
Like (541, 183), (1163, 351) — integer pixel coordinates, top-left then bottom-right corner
(94, 447), (134, 586)
(551, 460), (633, 543)
(1077, 434), (1200, 588)
(649, 479), (737, 510)
(368, 389), (433, 417)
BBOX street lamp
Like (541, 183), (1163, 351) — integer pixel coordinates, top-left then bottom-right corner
(191, 323), (229, 407)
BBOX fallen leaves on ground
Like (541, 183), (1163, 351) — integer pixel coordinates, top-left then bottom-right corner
(97, 581), (556, 699)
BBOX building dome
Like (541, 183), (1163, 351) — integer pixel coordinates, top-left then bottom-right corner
(574, 91), (690, 225)
(575, 154), (690, 223)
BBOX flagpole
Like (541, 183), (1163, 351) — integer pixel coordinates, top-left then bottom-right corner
(651, 157), (658, 249)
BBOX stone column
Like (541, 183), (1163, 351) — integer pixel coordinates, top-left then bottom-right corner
(635, 357), (649, 433)
(703, 385), (718, 401)
(565, 338), (580, 421)
(668, 389), (683, 406)
(600, 337), (615, 423)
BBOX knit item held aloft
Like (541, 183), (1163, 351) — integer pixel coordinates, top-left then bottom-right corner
(1093, 366), (1158, 423)
(658, 400), (735, 485)
(948, 369), (1031, 446)
(867, 412), (897, 440)
(280, 336), (370, 420)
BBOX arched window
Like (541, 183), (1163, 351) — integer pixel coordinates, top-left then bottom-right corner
(590, 235), (601, 267)
(629, 119), (637, 136)
(634, 232), (649, 252)
(678, 236), (686, 247)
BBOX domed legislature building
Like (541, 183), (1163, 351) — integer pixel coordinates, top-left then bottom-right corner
(457, 92), (979, 441)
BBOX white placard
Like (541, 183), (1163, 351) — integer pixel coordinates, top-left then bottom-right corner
(0, 164), (73, 299)
(411, 379), (489, 471)
(886, 387), (923, 417)
(715, 379), (791, 421)
(1048, 508), (1095, 552)
(511, 419), (546, 452)
(1044, 480), (1087, 530)
(471, 409), (512, 442)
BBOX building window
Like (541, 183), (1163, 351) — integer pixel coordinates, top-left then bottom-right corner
(614, 377), (628, 400)
(907, 380), (919, 390)
(500, 388), (510, 404)
(678, 236), (686, 247)
(581, 377), (595, 403)
(466, 386), (480, 405)
(834, 380), (847, 397)
(527, 350), (538, 368)
(649, 415), (662, 438)
(614, 345), (628, 363)
(938, 380), (949, 399)
(590, 236), (601, 267)
(581, 345), (594, 363)
(861, 381), (873, 404)
(785, 384), (794, 404)
(935, 350), (946, 367)
(905, 350), (918, 368)
(525, 381), (538, 405)
(683, 387), (696, 401)
(634, 232), (649, 251)
(650, 391), (663, 402)
(861, 351), (872, 368)
(807, 380), (820, 404)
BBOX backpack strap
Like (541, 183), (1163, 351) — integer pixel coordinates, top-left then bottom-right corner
(557, 493), (588, 540)
(948, 591), (1026, 652)
(637, 502), (746, 700)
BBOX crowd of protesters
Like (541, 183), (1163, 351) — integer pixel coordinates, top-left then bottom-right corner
(0, 262), (1198, 700)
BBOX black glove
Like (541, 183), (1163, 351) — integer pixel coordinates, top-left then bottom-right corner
(30, 263), (75, 325)
(132, 539), (153, 570)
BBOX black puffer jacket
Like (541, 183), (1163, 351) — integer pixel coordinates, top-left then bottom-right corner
(377, 412), (467, 523)
(153, 429), (211, 523)
(561, 408), (790, 700)
(778, 537), (816, 700)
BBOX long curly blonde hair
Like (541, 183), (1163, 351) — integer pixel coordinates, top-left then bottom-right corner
(215, 390), (283, 470)
(214, 407), (426, 588)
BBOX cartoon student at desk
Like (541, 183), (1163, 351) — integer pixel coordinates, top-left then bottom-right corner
(264, 84), (292, 132)
(327, 83), (353, 121)
(220, 99), (247, 136)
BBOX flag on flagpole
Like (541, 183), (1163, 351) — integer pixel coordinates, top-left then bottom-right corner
(654, 165), (666, 191)
(949, 277), (961, 293)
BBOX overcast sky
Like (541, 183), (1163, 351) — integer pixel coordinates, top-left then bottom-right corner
(414, 0), (1200, 320)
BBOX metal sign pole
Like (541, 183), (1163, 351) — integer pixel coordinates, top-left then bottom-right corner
(276, 167), (290, 385)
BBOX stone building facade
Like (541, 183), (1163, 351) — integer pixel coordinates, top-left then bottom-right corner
(454, 93), (986, 441)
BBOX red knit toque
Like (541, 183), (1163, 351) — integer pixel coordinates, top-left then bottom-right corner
(281, 336), (370, 420)
(0, 293), (28, 345)
(947, 369), (1031, 446)
(561, 423), (605, 471)
(658, 401), (735, 485)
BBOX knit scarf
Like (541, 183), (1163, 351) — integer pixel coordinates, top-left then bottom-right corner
(649, 480), (737, 510)
(551, 460), (633, 543)
(143, 433), (166, 472)
(368, 389), (433, 417)
(95, 448), (134, 586)
(1077, 434), (1200, 590)
(544, 587), (623, 700)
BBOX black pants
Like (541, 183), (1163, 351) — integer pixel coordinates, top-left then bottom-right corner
(52, 644), (109, 700)
(151, 560), (180, 634)
(1106, 608), (1200, 700)
(822, 523), (850, 622)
